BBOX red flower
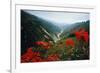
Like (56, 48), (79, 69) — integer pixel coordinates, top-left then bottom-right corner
(74, 29), (89, 43)
(32, 52), (41, 57)
(27, 47), (33, 53)
(74, 31), (82, 40)
(66, 38), (75, 48)
(21, 47), (33, 62)
(35, 41), (51, 49)
(21, 47), (41, 63)
(47, 54), (60, 61)
(21, 52), (33, 62)
(82, 32), (89, 43)
(30, 56), (42, 62)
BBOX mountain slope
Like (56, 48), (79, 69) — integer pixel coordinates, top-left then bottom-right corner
(21, 10), (62, 54)
(60, 20), (90, 39)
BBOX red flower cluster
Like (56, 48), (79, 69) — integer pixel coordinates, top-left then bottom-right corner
(21, 47), (42, 63)
(74, 28), (89, 43)
(21, 47), (60, 63)
(21, 48), (33, 62)
(66, 38), (75, 48)
(74, 31), (82, 40)
(47, 54), (60, 61)
(82, 32), (89, 43)
(35, 41), (51, 49)
(30, 56), (42, 62)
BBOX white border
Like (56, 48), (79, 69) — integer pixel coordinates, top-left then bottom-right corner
(11, 4), (96, 73)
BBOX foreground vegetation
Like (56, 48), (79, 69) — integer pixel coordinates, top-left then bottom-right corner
(21, 28), (89, 63)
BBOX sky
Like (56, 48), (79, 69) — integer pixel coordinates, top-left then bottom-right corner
(24, 10), (89, 24)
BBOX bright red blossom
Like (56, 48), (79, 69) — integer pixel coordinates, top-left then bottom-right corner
(21, 47), (42, 63)
(74, 31), (82, 40)
(74, 28), (89, 43)
(21, 47), (33, 62)
(66, 38), (75, 48)
(35, 41), (51, 49)
(82, 32), (89, 43)
(21, 52), (33, 62)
